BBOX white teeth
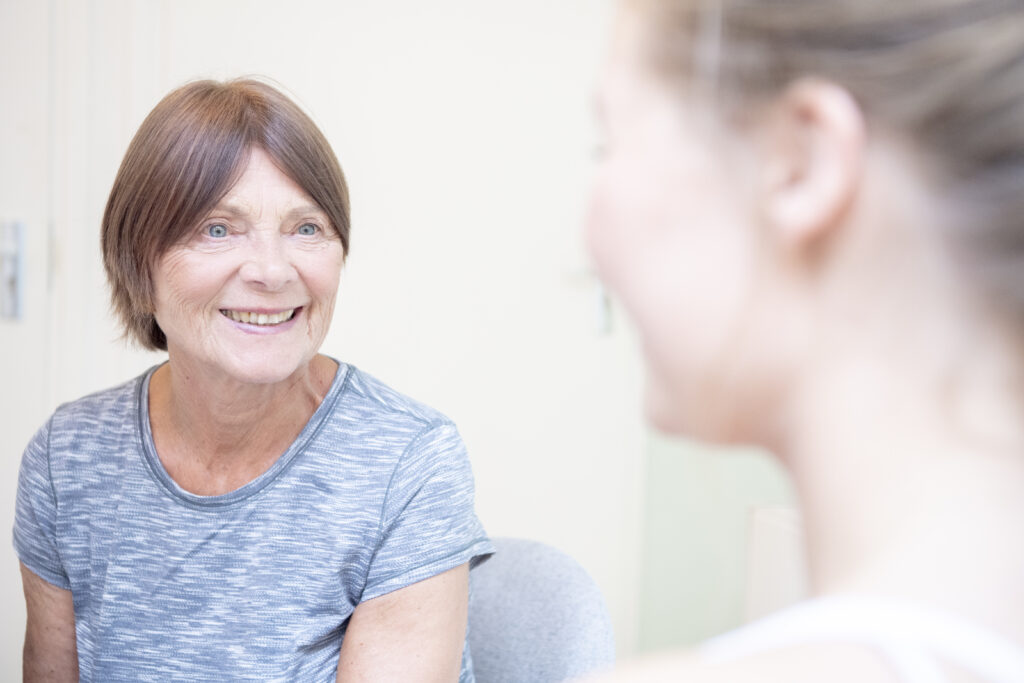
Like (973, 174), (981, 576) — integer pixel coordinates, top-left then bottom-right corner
(221, 309), (297, 326)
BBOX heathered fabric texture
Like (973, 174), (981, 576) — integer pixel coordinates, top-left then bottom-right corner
(14, 362), (493, 682)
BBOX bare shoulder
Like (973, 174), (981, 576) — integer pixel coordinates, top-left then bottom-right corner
(580, 643), (903, 683)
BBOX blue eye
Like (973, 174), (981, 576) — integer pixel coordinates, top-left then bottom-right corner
(206, 223), (228, 238)
(298, 223), (319, 236)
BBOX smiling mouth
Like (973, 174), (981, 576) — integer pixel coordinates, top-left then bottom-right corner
(220, 308), (299, 326)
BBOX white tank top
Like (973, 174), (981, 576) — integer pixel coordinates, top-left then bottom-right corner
(700, 596), (1024, 683)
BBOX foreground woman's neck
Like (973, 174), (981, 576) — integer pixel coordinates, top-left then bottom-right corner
(783, 334), (1024, 644)
(147, 354), (337, 494)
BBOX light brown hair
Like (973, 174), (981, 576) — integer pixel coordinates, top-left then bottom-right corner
(102, 78), (350, 350)
(634, 0), (1024, 321)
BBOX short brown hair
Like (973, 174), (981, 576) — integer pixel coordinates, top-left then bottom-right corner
(102, 78), (350, 350)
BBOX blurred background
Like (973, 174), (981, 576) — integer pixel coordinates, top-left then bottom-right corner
(0, 0), (801, 677)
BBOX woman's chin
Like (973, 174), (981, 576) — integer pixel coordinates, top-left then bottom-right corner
(197, 350), (315, 387)
(642, 379), (742, 444)
(643, 397), (691, 436)
(235, 367), (301, 386)
(240, 356), (317, 385)
(643, 381), (697, 436)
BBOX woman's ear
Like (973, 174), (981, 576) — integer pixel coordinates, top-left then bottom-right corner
(761, 78), (865, 249)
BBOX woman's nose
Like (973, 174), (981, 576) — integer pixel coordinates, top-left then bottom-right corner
(238, 235), (297, 291)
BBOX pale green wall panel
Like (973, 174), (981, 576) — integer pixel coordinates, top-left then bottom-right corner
(637, 434), (796, 651)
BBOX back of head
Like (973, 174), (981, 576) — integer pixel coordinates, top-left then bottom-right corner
(102, 78), (350, 351)
(633, 0), (1024, 330)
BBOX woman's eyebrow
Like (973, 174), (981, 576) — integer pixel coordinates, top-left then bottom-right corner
(203, 202), (325, 220)
(205, 201), (251, 218)
(283, 204), (327, 220)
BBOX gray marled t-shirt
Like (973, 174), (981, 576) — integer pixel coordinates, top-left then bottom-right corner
(14, 362), (493, 682)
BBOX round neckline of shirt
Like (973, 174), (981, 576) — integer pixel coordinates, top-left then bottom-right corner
(134, 358), (352, 508)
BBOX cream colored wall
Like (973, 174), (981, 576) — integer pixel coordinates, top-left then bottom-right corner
(0, 0), (51, 675)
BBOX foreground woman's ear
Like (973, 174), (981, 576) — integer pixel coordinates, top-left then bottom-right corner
(761, 78), (866, 248)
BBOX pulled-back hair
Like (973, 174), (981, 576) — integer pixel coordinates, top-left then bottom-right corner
(102, 78), (350, 350)
(635, 0), (1024, 322)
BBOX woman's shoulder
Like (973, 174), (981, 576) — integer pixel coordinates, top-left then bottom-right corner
(45, 368), (149, 428)
(584, 643), (899, 683)
(47, 367), (151, 434)
(21, 368), (153, 487)
(592, 593), (1024, 683)
(332, 362), (455, 432)
(305, 362), (468, 479)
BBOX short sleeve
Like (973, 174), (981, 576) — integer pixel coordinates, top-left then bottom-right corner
(361, 421), (493, 601)
(13, 418), (70, 589)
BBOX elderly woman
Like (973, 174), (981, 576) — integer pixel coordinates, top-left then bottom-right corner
(586, 0), (1024, 681)
(15, 79), (493, 681)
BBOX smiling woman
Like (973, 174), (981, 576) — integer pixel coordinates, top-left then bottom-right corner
(14, 79), (493, 682)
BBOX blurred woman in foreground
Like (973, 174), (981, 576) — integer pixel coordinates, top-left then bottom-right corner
(586, 1), (1024, 681)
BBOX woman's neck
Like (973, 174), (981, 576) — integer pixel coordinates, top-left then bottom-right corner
(148, 354), (337, 494)
(783, 334), (1024, 643)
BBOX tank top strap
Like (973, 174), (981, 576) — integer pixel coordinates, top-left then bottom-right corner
(699, 595), (1024, 683)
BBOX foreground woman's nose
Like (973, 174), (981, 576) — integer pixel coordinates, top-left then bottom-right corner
(238, 237), (297, 291)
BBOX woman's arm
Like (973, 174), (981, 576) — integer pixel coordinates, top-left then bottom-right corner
(337, 563), (469, 682)
(21, 562), (78, 682)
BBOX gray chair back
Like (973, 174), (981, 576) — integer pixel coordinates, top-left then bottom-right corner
(468, 537), (616, 682)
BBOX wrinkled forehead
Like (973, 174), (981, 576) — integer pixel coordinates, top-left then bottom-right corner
(209, 149), (324, 218)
